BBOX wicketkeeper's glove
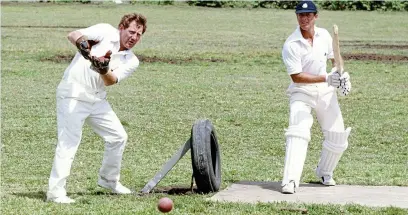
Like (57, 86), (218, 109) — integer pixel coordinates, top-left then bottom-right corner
(76, 36), (99, 60)
(90, 50), (112, 75)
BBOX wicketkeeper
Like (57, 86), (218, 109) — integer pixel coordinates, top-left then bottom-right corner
(47, 13), (147, 203)
(280, 1), (352, 194)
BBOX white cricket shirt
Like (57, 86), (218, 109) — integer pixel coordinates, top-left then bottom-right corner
(282, 26), (333, 79)
(57, 23), (139, 102)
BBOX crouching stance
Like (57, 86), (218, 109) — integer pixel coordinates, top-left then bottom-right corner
(280, 1), (352, 194)
(47, 13), (147, 203)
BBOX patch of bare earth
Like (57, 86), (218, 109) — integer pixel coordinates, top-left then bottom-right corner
(342, 42), (408, 50)
(340, 40), (408, 50)
(343, 53), (408, 62)
(338, 41), (408, 62)
(41, 55), (73, 63)
(138, 55), (225, 64)
(42, 47), (408, 64)
(41, 54), (225, 64)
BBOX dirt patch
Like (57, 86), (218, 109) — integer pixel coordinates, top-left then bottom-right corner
(362, 44), (408, 49)
(138, 54), (225, 64)
(343, 53), (408, 62)
(343, 43), (408, 49)
(41, 54), (73, 63)
(341, 41), (408, 50)
(2, 25), (86, 29)
(41, 54), (225, 64)
(42, 53), (407, 64)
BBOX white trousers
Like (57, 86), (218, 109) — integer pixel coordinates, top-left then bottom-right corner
(282, 83), (345, 186)
(289, 84), (345, 132)
(47, 97), (128, 198)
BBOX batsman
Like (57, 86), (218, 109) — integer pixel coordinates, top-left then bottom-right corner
(280, 1), (352, 194)
(46, 13), (147, 203)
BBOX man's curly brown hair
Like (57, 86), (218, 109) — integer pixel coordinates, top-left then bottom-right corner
(119, 13), (147, 34)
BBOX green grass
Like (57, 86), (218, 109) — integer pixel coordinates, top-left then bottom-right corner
(1, 2), (408, 214)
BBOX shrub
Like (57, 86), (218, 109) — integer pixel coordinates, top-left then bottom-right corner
(130, 0), (174, 5)
(184, 0), (408, 11)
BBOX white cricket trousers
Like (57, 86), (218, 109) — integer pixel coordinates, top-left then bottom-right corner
(47, 97), (128, 198)
(288, 83), (345, 132)
(282, 83), (345, 187)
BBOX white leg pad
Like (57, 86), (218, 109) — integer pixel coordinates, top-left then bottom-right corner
(282, 126), (310, 188)
(316, 127), (351, 177)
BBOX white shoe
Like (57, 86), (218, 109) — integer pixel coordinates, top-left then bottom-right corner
(281, 181), (295, 194)
(98, 178), (132, 194)
(47, 196), (75, 204)
(321, 175), (336, 186)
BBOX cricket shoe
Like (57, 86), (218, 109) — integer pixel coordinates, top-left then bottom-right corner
(98, 177), (132, 194)
(281, 180), (296, 194)
(47, 196), (75, 204)
(320, 175), (336, 186)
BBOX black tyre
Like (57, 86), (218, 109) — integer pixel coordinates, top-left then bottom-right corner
(190, 119), (221, 193)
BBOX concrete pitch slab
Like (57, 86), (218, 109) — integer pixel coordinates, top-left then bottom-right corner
(209, 181), (408, 209)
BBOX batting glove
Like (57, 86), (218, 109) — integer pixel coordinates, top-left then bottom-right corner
(326, 67), (341, 88)
(339, 79), (351, 96)
(339, 72), (350, 88)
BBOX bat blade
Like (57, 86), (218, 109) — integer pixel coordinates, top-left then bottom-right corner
(332, 24), (344, 75)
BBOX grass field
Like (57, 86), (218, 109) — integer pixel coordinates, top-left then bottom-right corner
(1, 2), (408, 214)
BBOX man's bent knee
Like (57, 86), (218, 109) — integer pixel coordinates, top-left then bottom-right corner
(105, 130), (128, 144)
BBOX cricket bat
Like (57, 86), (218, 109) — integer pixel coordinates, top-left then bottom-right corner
(332, 24), (344, 75)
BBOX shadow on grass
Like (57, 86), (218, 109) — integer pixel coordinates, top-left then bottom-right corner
(11, 189), (116, 202)
(12, 191), (47, 201)
(143, 185), (205, 196)
(74, 190), (114, 196)
(235, 181), (325, 193)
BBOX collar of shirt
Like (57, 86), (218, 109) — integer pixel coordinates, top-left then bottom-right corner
(110, 30), (133, 57)
(287, 25), (321, 44)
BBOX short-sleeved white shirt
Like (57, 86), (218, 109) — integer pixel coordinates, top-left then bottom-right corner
(57, 23), (139, 102)
(282, 26), (333, 81)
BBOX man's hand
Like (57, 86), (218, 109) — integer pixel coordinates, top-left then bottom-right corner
(75, 36), (99, 60)
(90, 51), (112, 75)
(326, 67), (341, 88)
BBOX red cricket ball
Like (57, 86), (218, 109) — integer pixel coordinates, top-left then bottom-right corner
(157, 197), (173, 213)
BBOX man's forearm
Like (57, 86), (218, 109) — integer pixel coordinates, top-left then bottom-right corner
(101, 70), (118, 86)
(290, 72), (326, 83)
(67, 31), (83, 46)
